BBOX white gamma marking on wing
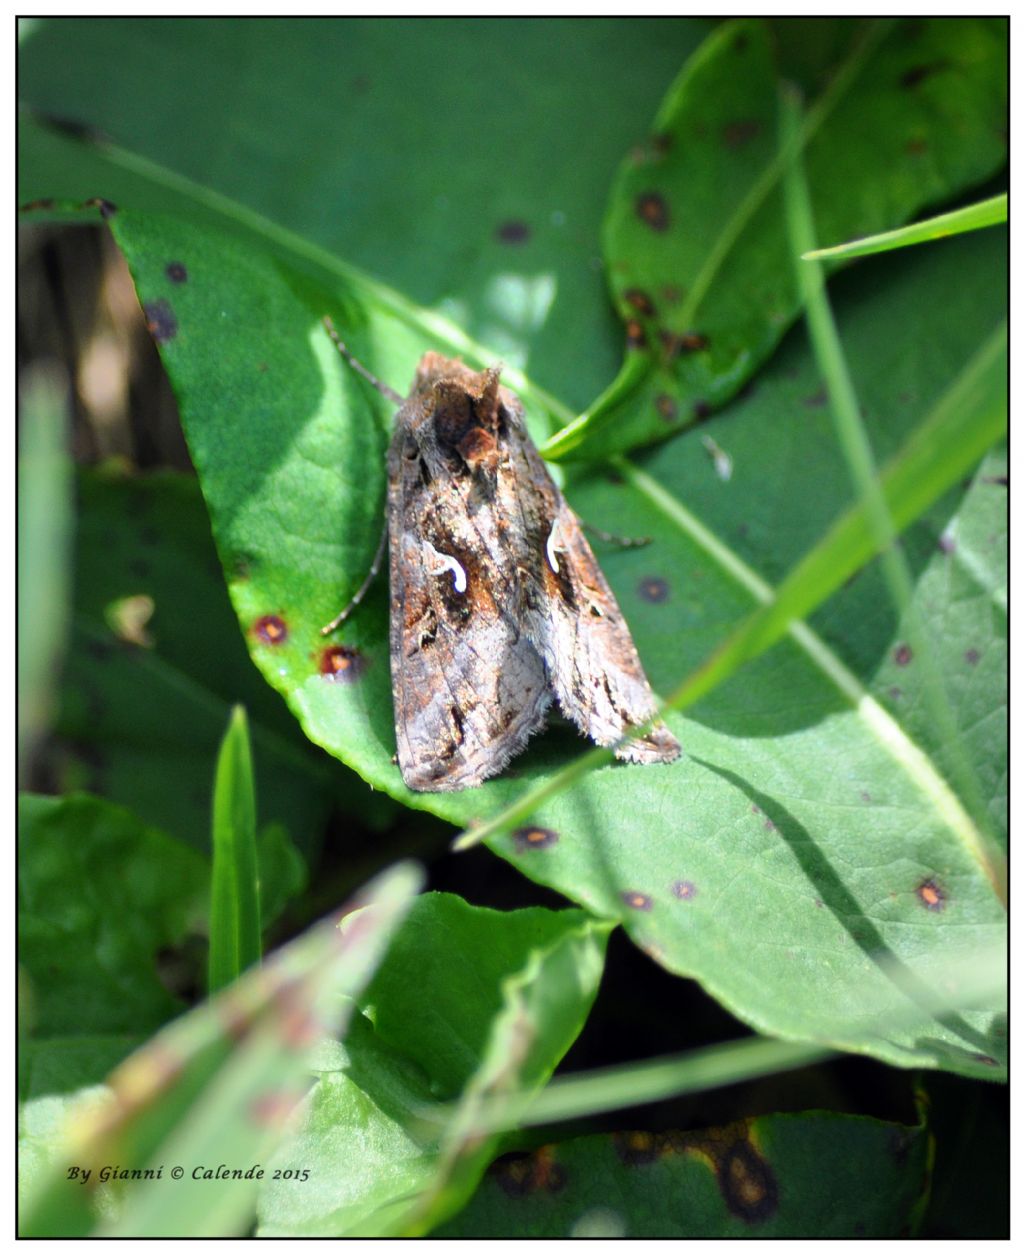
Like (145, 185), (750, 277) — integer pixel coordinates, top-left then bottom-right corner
(424, 541), (468, 594)
(545, 519), (561, 574)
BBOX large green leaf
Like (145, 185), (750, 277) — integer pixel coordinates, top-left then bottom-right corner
(435, 1108), (930, 1237)
(550, 17), (1007, 458)
(257, 895), (610, 1236)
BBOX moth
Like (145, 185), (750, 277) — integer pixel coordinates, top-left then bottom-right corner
(322, 319), (681, 792)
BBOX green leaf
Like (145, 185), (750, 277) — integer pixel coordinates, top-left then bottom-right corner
(18, 366), (72, 775)
(550, 17), (1006, 459)
(803, 193), (1007, 261)
(256, 895), (610, 1236)
(208, 706), (261, 992)
(18, 793), (209, 1039)
(19, 861), (423, 1237)
(434, 1108), (930, 1237)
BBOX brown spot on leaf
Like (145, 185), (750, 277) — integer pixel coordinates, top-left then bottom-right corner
(803, 387), (828, 407)
(893, 643), (913, 666)
(651, 132), (674, 157)
(623, 288), (656, 316)
(621, 891), (652, 912)
(19, 198), (56, 212)
(692, 401), (713, 421)
(253, 614), (288, 645)
(637, 576), (669, 603)
(916, 878), (946, 912)
(144, 299), (178, 343)
(319, 644), (367, 682)
(722, 119), (762, 149)
(491, 1148), (566, 1196)
(513, 826), (559, 852)
(964, 648), (980, 666)
(636, 192), (670, 232)
(82, 196), (118, 219)
(672, 879), (697, 901)
(660, 329), (710, 359)
(660, 283), (684, 305)
(165, 261), (188, 283)
(614, 1130), (659, 1165)
(971, 1053), (999, 1067)
(655, 394), (678, 422)
(717, 1137), (779, 1223)
(625, 320), (647, 349)
(906, 137), (929, 156)
(496, 219), (531, 245)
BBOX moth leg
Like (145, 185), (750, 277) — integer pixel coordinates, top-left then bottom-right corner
(321, 522), (388, 635)
(323, 315), (404, 406)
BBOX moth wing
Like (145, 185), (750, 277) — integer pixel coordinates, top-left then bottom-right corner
(388, 429), (550, 792)
(514, 446), (681, 764)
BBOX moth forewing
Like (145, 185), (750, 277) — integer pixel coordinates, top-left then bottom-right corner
(385, 365), (551, 792)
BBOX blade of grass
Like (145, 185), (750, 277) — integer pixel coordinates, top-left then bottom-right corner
(208, 705), (261, 993)
(779, 82), (1005, 903)
(802, 192), (1007, 261)
(18, 365), (73, 777)
(419, 938), (1005, 1137)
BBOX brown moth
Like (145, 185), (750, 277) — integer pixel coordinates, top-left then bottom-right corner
(323, 323), (681, 792)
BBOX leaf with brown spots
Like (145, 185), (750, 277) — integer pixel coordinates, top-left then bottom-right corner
(551, 17), (1007, 459)
(435, 1109), (931, 1237)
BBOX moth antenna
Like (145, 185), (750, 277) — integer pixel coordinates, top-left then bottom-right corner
(321, 522), (389, 635)
(323, 316), (404, 406)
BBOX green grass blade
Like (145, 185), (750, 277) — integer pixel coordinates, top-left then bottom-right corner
(18, 365), (73, 777)
(208, 706), (261, 992)
(426, 938), (1004, 1137)
(803, 192), (1007, 262)
(778, 83), (1005, 902)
